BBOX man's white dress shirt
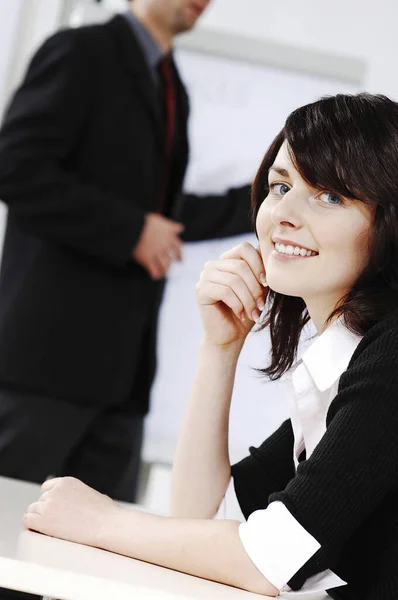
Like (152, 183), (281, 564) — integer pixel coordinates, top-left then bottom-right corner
(215, 319), (362, 596)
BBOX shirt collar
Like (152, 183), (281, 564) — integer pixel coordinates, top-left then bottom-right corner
(293, 319), (363, 392)
(122, 10), (164, 71)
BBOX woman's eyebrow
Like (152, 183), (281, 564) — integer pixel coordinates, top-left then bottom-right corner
(268, 166), (290, 178)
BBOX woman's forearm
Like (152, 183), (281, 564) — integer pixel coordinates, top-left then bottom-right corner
(24, 479), (278, 596)
(171, 340), (243, 518)
(99, 508), (278, 597)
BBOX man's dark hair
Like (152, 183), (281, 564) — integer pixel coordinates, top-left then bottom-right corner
(252, 93), (398, 378)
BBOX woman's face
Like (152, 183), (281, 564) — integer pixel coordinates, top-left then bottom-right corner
(256, 142), (374, 318)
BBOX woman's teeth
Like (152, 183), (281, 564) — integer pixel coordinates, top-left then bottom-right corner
(274, 242), (317, 257)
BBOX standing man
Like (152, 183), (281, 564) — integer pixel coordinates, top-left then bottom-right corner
(0, 0), (252, 503)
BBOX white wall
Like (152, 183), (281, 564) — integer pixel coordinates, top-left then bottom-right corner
(0, 0), (65, 259)
(199, 0), (398, 98)
(3, 0), (398, 102)
(0, 0), (26, 252)
(0, 0), (65, 120)
(0, 0), (24, 117)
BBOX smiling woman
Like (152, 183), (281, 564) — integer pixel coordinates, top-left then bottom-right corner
(255, 140), (374, 374)
(24, 94), (398, 600)
(252, 94), (395, 379)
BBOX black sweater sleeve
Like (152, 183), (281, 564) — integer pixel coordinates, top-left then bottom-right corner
(268, 330), (398, 590)
(180, 184), (253, 242)
(231, 419), (295, 518)
(0, 30), (146, 268)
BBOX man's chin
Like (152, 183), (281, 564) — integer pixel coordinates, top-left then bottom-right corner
(174, 20), (196, 34)
(174, 8), (203, 33)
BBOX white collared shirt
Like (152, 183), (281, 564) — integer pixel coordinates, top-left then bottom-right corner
(215, 319), (362, 596)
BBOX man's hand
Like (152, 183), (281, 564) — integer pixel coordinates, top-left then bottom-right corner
(133, 213), (184, 280)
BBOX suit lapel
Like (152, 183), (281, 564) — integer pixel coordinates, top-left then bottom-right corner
(105, 15), (164, 144)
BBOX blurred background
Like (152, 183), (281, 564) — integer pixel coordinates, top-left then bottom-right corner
(0, 0), (387, 512)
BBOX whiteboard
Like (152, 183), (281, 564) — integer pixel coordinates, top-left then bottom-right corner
(178, 48), (358, 193)
(144, 48), (358, 465)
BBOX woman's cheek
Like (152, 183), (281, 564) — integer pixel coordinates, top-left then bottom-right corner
(261, 242), (273, 266)
(255, 201), (272, 239)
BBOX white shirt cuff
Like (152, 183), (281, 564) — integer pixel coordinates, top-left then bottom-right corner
(238, 501), (323, 590)
(280, 569), (346, 596)
(214, 477), (245, 522)
(217, 490), (347, 595)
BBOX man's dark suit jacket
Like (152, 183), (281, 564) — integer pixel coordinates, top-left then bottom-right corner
(0, 15), (252, 414)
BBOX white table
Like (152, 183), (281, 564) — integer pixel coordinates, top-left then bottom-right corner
(0, 475), (329, 600)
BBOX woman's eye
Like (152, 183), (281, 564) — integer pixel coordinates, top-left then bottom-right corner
(318, 192), (342, 206)
(270, 183), (290, 196)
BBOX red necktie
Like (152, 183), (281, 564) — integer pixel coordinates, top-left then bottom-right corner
(157, 55), (176, 214)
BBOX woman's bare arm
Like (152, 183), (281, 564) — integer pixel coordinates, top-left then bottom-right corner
(24, 477), (279, 597)
(171, 242), (266, 518)
(170, 341), (242, 518)
(104, 505), (279, 596)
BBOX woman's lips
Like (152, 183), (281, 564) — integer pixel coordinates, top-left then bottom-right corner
(271, 249), (317, 261)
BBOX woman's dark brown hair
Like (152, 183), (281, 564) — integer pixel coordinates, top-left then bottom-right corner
(253, 93), (398, 379)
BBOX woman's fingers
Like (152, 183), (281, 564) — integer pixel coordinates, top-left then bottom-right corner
(206, 268), (263, 322)
(39, 491), (51, 502)
(220, 242), (267, 287)
(197, 281), (245, 322)
(23, 512), (41, 531)
(197, 241), (268, 322)
(214, 259), (265, 307)
(26, 501), (44, 516)
(196, 242), (269, 328)
(41, 478), (61, 492)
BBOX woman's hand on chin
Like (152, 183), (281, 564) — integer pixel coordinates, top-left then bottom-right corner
(23, 476), (122, 548)
(196, 241), (268, 349)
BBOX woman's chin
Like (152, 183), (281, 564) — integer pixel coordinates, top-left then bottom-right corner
(266, 278), (303, 298)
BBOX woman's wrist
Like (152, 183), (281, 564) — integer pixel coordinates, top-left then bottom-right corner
(200, 337), (244, 361)
(97, 507), (162, 559)
(95, 503), (128, 550)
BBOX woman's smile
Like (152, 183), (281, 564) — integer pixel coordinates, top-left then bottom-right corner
(272, 239), (318, 260)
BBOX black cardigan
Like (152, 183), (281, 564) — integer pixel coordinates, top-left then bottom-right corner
(231, 311), (398, 599)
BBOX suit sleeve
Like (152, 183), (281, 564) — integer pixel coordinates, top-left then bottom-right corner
(0, 30), (146, 268)
(179, 184), (253, 242)
(231, 418), (295, 518)
(266, 332), (398, 590)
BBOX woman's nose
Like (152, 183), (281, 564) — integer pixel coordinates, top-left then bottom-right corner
(271, 191), (300, 229)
